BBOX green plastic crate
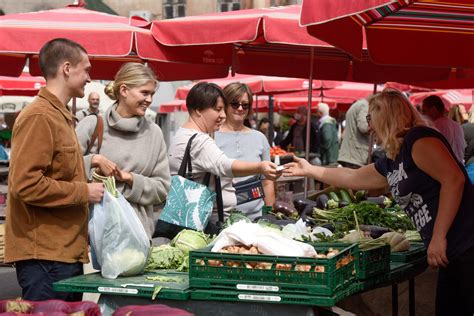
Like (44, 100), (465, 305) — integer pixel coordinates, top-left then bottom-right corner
(189, 244), (358, 296)
(358, 244), (391, 279)
(190, 281), (360, 307)
(390, 242), (426, 263)
(53, 271), (190, 300)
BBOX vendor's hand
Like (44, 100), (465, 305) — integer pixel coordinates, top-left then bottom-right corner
(114, 169), (133, 186)
(260, 161), (281, 181)
(427, 235), (449, 269)
(87, 182), (104, 203)
(92, 154), (118, 177)
(282, 156), (311, 177)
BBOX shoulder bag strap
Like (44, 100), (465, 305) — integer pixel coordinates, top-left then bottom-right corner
(85, 113), (104, 155)
(215, 175), (224, 222)
(178, 133), (198, 178)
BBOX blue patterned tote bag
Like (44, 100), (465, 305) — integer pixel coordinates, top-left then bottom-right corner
(154, 134), (218, 239)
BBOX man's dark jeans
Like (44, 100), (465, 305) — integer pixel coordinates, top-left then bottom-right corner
(15, 259), (83, 301)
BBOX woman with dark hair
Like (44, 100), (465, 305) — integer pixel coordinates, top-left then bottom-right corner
(214, 82), (275, 220)
(168, 82), (280, 220)
(284, 89), (474, 315)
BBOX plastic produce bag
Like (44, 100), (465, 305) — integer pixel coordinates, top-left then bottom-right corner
(89, 175), (150, 279)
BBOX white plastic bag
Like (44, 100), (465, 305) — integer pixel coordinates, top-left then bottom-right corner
(89, 190), (150, 279)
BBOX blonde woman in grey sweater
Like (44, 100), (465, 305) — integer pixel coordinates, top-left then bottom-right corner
(76, 63), (171, 238)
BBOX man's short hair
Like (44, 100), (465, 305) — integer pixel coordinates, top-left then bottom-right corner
(423, 95), (445, 114)
(39, 38), (88, 79)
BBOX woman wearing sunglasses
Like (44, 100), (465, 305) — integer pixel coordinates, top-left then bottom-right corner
(168, 82), (280, 222)
(215, 82), (276, 220)
(284, 89), (474, 315)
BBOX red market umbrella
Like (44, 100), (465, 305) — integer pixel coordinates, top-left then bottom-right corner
(409, 89), (473, 111)
(151, 5), (464, 86)
(0, 4), (228, 81)
(301, 0), (474, 69)
(276, 96), (337, 112)
(175, 74), (340, 99)
(0, 73), (45, 96)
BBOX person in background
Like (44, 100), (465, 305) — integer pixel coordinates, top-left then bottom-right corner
(5, 38), (104, 301)
(76, 91), (100, 122)
(463, 106), (474, 184)
(168, 82), (280, 221)
(215, 83), (275, 220)
(422, 95), (466, 163)
(284, 89), (474, 315)
(316, 102), (339, 166)
(258, 117), (283, 146)
(76, 63), (170, 239)
(279, 106), (318, 154)
(338, 99), (370, 168)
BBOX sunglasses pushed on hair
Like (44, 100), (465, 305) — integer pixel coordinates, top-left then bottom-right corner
(230, 102), (250, 110)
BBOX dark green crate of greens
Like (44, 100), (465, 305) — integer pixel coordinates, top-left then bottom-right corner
(190, 281), (360, 307)
(390, 242), (426, 263)
(53, 271), (189, 300)
(189, 244), (358, 296)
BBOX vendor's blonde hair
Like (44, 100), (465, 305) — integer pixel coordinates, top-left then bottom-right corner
(105, 62), (157, 100)
(368, 89), (429, 160)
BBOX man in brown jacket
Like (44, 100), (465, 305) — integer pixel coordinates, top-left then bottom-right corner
(5, 38), (104, 301)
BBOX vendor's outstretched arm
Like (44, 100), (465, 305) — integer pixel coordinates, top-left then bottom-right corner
(283, 156), (387, 190)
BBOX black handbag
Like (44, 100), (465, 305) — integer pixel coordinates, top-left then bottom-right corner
(153, 134), (224, 239)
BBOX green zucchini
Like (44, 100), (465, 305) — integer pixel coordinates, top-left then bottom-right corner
(328, 191), (340, 202)
(339, 189), (353, 203)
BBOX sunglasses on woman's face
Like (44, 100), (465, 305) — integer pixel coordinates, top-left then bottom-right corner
(366, 114), (371, 124)
(230, 102), (250, 110)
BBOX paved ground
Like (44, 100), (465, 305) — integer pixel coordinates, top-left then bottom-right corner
(0, 264), (22, 300)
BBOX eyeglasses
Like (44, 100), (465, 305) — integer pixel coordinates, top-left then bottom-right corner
(229, 102), (250, 110)
(366, 114), (371, 124)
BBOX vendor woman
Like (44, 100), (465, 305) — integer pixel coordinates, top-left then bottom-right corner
(284, 89), (474, 315)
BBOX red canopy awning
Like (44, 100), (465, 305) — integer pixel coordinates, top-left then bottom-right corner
(301, 0), (474, 69)
(175, 74), (340, 99)
(409, 90), (473, 111)
(0, 5), (229, 80)
(151, 5), (470, 87)
(0, 73), (45, 96)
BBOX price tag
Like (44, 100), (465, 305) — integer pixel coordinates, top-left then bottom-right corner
(238, 294), (281, 302)
(236, 284), (279, 292)
(98, 287), (138, 295)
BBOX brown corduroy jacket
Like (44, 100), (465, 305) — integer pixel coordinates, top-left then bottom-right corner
(5, 87), (89, 264)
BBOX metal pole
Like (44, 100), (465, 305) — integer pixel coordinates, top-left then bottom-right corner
(304, 47), (315, 198)
(268, 95), (274, 146)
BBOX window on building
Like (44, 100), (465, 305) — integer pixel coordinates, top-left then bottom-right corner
(163, 0), (186, 19)
(218, 0), (241, 12)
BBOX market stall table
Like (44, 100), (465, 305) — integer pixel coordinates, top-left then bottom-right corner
(54, 247), (428, 315)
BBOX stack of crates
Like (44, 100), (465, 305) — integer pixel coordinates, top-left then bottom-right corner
(188, 243), (359, 306)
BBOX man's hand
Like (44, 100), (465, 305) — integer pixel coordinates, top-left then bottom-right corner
(283, 156), (312, 177)
(87, 182), (104, 203)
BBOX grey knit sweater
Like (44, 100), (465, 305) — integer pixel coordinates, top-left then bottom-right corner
(76, 105), (171, 238)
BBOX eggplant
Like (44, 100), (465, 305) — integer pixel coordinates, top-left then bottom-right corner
(273, 201), (298, 217)
(321, 223), (336, 233)
(316, 194), (329, 209)
(366, 196), (386, 208)
(359, 224), (391, 239)
(293, 198), (318, 215)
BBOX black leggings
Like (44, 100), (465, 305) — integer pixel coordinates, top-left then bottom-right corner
(436, 245), (474, 316)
